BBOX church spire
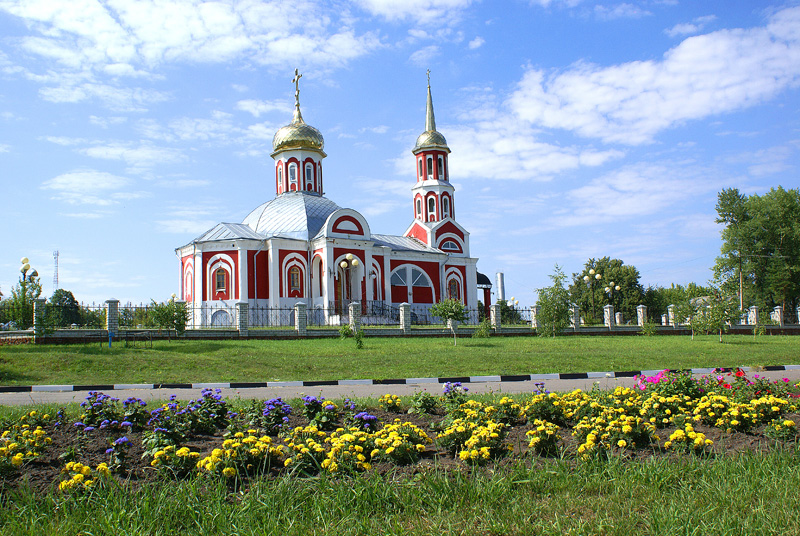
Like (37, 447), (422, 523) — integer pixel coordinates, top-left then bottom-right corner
(292, 68), (305, 124)
(425, 69), (436, 132)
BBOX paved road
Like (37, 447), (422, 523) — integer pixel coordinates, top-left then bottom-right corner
(1, 368), (798, 406)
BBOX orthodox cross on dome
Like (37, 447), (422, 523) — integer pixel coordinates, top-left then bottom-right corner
(291, 68), (304, 123)
(426, 68), (430, 87)
(292, 68), (303, 107)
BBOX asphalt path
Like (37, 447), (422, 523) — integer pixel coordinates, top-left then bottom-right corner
(1, 368), (798, 406)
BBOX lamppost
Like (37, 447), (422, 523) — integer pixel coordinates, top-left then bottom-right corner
(338, 254), (359, 313)
(583, 269), (602, 324)
(604, 281), (621, 313)
(17, 257), (39, 329)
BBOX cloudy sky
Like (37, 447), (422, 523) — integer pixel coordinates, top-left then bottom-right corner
(1, 0), (798, 306)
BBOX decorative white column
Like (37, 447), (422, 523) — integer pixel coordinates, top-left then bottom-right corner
(604, 304), (615, 329)
(748, 306), (759, 326)
(399, 303), (411, 334)
(771, 306), (784, 327)
(667, 305), (676, 327)
(349, 302), (361, 333)
(295, 302), (307, 336)
(193, 249), (202, 328)
(615, 312), (623, 325)
(268, 247), (279, 308)
(236, 302), (249, 336)
(490, 303), (501, 332)
(637, 305), (647, 327)
(570, 304), (581, 331)
(530, 305), (539, 330)
(237, 245), (248, 304)
(105, 299), (119, 335)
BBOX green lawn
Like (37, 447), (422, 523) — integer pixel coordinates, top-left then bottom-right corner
(1, 334), (798, 385)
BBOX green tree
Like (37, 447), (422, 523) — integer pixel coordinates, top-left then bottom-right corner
(150, 296), (189, 336)
(536, 265), (571, 337)
(643, 283), (712, 323)
(569, 257), (644, 324)
(714, 187), (800, 321)
(429, 299), (468, 346)
(48, 289), (81, 328)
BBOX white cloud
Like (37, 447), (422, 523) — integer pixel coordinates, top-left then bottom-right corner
(0, 144), (9, 153)
(81, 142), (185, 169)
(508, 7), (800, 145)
(665, 15), (717, 37)
(409, 45), (440, 66)
(468, 36), (485, 49)
(594, 3), (651, 20)
(356, 0), (475, 24)
(43, 136), (88, 146)
(235, 99), (287, 118)
(359, 125), (390, 134)
(39, 82), (169, 111)
(89, 115), (128, 128)
(41, 170), (132, 205)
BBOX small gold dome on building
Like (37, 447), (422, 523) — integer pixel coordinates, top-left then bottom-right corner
(272, 110), (325, 153)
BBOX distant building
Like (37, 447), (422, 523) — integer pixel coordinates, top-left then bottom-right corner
(175, 71), (488, 325)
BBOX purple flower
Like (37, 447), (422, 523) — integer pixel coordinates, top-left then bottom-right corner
(84, 426), (95, 432)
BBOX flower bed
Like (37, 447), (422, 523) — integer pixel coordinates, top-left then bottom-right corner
(1, 369), (798, 497)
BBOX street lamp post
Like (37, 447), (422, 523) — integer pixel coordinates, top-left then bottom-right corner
(583, 269), (602, 324)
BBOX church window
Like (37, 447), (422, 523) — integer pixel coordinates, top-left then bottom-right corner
(448, 279), (460, 300)
(426, 156), (433, 180)
(289, 266), (301, 292)
(305, 163), (314, 191)
(427, 197), (436, 221)
(418, 159), (423, 179)
(441, 240), (459, 251)
(277, 166), (283, 192)
(443, 157), (448, 181)
(215, 268), (227, 292)
(289, 164), (297, 190)
(318, 164), (322, 192)
(416, 199), (422, 219)
(411, 269), (427, 287)
(391, 270), (406, 286)
(442, 197), (450, 218)
(437, 156), (444, 179)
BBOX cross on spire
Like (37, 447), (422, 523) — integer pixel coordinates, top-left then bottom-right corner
(426, 68), (431, 87)
(292, 68), (303, 108)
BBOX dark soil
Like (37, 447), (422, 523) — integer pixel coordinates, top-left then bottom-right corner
(3, 407), (797, 498)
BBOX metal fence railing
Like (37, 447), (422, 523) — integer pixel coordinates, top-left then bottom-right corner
(249, 305), (293, 329)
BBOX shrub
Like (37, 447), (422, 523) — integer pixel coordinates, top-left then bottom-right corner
(408, 390), (439, 415)
(378, 394), (403, 413)
(526, 419), (562, 456)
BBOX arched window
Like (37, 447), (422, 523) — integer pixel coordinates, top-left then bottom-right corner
(426, 156), (433, 180)
(418, 159), (423, 179)
(215, 268), (227, 292)
(305, 163), (314, 191)
(443, 157), (448, 181)
(416, 198), (422, 219)
(289, 266), (301, 292)
(437, 156), (444, 180)
(289, 164), (297, 190)
(440, 240), (460, 252)
(442, 197), (450, 218)
(318, 164), (323, 192)
(427, 197), (436, 221)
(277, 165), (283, 193)
(448, 279), (460, 300)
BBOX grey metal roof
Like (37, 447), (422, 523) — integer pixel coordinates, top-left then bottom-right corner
(476, 271), (492, 288)
(242, 192), (341, 241)
(372, 234), (442, 253)
(193, 222), (264, 243)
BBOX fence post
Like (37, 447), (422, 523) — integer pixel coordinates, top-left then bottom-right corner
(748, 305), (759, 326)
(105, 299), (119, 335)
(295, 302), (307, 336)
(530, 305), (539, 331)
(399, 303), (411, 334)
(569, 304), (581, 331)
(796, 306), (800, 325)
(771, 306), (784, 327)
(604, 304), (615, 329)
(667, 305), (676, 327)
(349, 302), (361, 333)
(237, 302), (249, 337)
(615, 312), (623, 325)
(490, 303), (501, 333)
(33, 298), (46, 341)
(637, 305), (647, 327)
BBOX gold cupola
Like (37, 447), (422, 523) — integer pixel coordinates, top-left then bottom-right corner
(413, 71), (450, 154)
(272, 69), (325, 156)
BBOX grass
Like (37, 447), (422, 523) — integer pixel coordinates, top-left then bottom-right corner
(1, 334), (799, 385)
(3, 451), (799, 535)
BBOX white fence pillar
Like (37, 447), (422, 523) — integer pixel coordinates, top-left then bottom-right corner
(105, 299), (119, 334)
(604, 304), (615, 329)
(570, 304), (581, 331)
(637, 305), (647, 327)
(771, 306), (784, 327)
(294, 302), (307, 336)
(530, 305), (539, 330)
(490, 303), (501, 333)
(667, 305), (676, 327)
(399, 303), (411, 334)
(349, 302), (361, 333)
(748, 306), (759, 326)
(237, 302), (249, 336)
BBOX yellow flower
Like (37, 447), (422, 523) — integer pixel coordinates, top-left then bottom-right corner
(222, 467), (237, 478)
(617, 440), (627, 448)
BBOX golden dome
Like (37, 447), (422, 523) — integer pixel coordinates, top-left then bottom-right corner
(272, 108), (325, 154)
(414, 130), (449, 152)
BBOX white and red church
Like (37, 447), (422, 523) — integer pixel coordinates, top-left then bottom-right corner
(175, 71), (490, 325)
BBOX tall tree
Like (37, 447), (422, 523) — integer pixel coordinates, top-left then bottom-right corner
(714, 187), (800, 320)
(536, 265), (571, 337)
(48, 289), (82, 327)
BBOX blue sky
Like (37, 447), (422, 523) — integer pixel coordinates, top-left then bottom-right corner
(1, 0), (798, 307)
